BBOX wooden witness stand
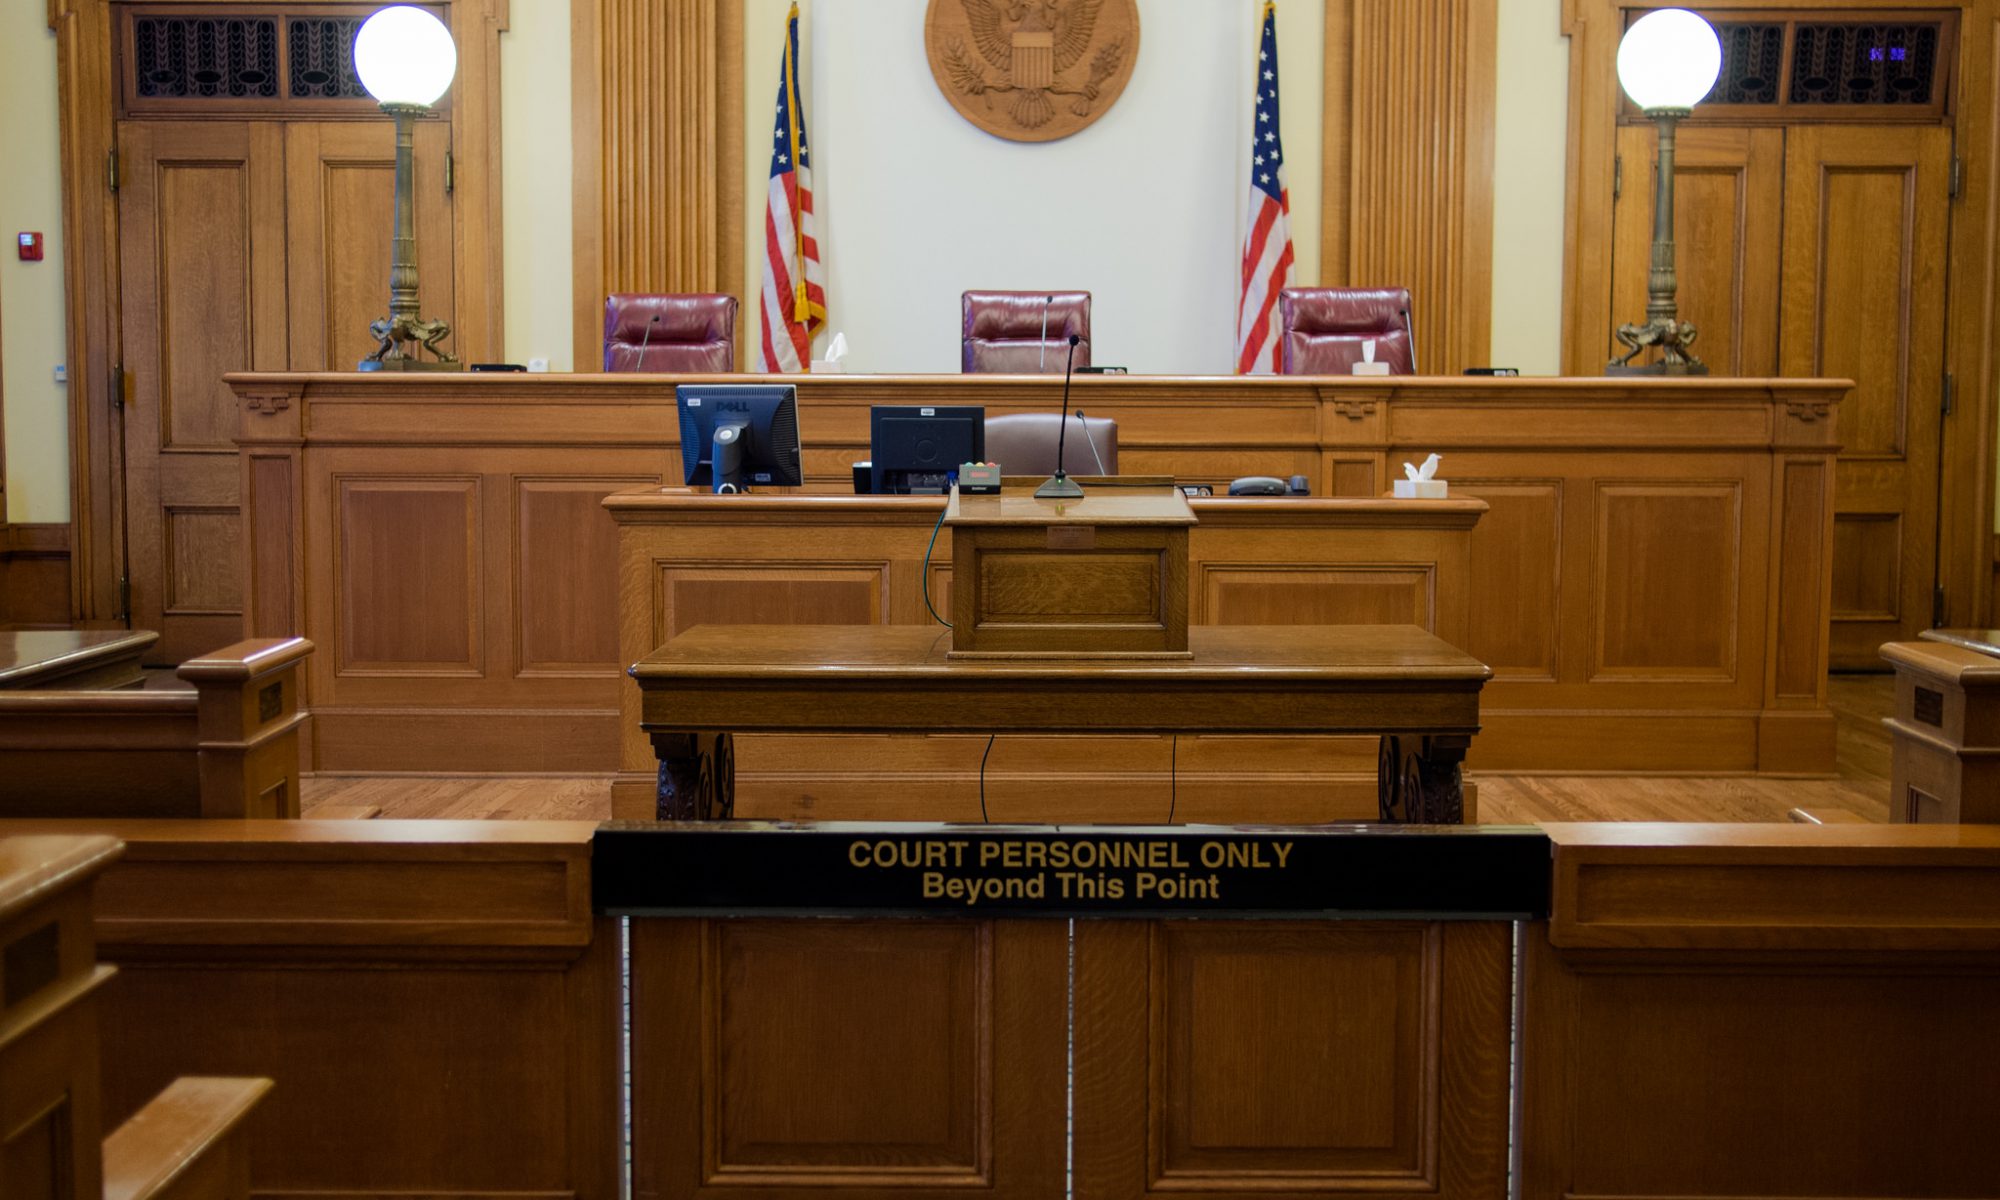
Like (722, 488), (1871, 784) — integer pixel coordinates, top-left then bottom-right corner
(632, 481), (1490, 823)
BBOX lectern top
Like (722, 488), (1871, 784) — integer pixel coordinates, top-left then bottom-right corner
(944, 482), (1196, 527)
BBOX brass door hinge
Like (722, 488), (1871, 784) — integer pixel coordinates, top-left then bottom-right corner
(444, 149), (455, 195)
(111, 363), (127, 410)
(1934, 584), (1948, 627)
(1613, 154), (1622, 201)
(107, 146), (119, 193)
(1950, 156), (1963, 199)
(118, 574), (132, 623)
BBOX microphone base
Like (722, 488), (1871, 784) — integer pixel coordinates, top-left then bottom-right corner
(1034, 472), (1085, 500)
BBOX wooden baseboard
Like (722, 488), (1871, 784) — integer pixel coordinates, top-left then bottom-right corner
(0, 521), (74, 626)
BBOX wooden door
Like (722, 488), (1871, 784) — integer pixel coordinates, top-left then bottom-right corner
(117, 121), (288, 663)
(1610, 124), (1784, 375)
(1779, 125), (1950, 667)
(284, 120), (456, 370)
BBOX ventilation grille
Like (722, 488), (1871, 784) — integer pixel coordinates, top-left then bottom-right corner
(1790, 23), (1940, 105)
(1706, 22), (1785, 105)
(288, 16), (370, 99)
(133, 16), (280, 99)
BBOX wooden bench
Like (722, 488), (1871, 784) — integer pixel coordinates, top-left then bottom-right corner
(0, 639), (310, 819)
(0, 833), (269, 1200)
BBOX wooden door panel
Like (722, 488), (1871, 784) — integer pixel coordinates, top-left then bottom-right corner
(1780, 125), (1949, 666)
(1611, 125), (1783, 375)
(117, 121), (286, 663)
(285, 120), (455, 370)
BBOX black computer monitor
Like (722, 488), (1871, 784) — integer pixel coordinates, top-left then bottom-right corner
(869, 405), (985, 495)
(676, 384), (803, 494)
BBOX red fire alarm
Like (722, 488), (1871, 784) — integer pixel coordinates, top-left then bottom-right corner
(17, 233), (43, 261)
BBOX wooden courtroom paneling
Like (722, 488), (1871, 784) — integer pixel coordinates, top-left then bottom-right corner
(571, 0), (744, 367)
(284, 120), (457, 371)
(1781, 124), (1950, 665)
(1563, 0), (1993, 639)
(1074, 918), (1510, 1200)
(231, 372), (1840, 784)
(631, 917), (1066, 1200)
(1520, 823), (2000, 1200)
(1609, 124), (1783, 376)
(518, 479), (657, 673)
(0, 818), (618, 1200)
(1322, 0), (1496, 375)
(52, 1), (507, 628)
(118, 121), (287, 664)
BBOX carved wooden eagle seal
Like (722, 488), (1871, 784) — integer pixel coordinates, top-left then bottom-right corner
(925, 0), (1141, 142)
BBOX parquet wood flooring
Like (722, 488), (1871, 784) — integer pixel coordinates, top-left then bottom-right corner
(300, 677), (1898, 824)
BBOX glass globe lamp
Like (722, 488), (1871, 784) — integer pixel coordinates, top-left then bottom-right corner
(354, 5), (460, 370)
(1608, 8), (1722, 375)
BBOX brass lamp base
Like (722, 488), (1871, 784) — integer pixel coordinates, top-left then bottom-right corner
(1607, 317), (1707, 376)
(358, 313), (460, 372)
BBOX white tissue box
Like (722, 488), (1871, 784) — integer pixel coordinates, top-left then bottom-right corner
(810, 361), (845, 374)
(1393, 479), (1447, 498)
(1350, 361), (1391, 376)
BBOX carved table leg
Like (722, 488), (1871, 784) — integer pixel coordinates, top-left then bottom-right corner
(652, 731), (735, 821)
(1378, 734), (1468, 824)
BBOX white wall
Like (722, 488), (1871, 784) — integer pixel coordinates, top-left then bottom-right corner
(744, 0), (1327, 375)
(500, 0), (575, 371)
(0, 9), (70, 522)
(1490, 0), (1569, 376)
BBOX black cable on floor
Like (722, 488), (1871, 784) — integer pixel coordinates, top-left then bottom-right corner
(921, 501), (951, 628)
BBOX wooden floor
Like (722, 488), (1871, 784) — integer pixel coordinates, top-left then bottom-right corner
(301, 676), (1897, 824)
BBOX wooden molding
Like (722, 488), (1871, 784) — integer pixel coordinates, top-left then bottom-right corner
(570, 0), (746, 370)
(1319, 0), (1496, 374)
(0, 522), (73, 556)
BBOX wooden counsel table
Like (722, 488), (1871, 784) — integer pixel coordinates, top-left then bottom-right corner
(632, 623), (1490, 824)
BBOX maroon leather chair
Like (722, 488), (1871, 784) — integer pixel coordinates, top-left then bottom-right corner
(1279, 287), (1415, 375)
(984, 412), (1118, 477)
(603, 293), (739, 372)
(962, 291), (1092, 373)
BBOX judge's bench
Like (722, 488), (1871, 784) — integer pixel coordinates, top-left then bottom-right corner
(227, 370), (1844, 813)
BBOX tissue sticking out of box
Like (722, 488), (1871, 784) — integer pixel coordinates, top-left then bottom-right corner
(1394, 453), (1446, 498)
(814, 332), (849, 373)
(1351, 337), (1390, 375)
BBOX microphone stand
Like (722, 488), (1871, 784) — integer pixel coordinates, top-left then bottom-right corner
(1035, 334), (1085, 499)
(1038, 293), (1053, 372)
(636, 313), (661, 370)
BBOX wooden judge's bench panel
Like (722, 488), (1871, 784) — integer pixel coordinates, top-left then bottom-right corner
(229, 372), (1844, 782)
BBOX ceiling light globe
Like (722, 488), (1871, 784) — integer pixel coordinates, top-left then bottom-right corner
(1616, 8), (1722, 111)
(353, 5), (457, 107)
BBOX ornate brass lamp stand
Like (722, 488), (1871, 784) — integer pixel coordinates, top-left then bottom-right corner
(1606, 8), (1722, 377)
(353, 6), (459, 372)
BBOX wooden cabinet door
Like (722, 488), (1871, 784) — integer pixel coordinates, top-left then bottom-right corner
(1779, 125), (1950, 667)
(284, 120), (456, 370)
(1610, 124), (1783, 375)
(117, 121), (288, 662)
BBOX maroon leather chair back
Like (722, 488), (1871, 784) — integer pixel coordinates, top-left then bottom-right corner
(962, 291), (1092, 373)
(1279, 287), (1415, 375)
(984, 412), (1118, 477)
(604, 293), (739, 372)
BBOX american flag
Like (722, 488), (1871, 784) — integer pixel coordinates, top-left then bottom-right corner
(757, 3), (826, 373)
(1236, 0), (1296, 374)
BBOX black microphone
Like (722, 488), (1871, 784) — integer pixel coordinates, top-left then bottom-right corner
(1401, 308), (1416, 375)
(1038, 293), (1055, 372)
(1073, 409), (1107, 474)
(1034, 333), (1085, 499)
(636, 313), (661, 370)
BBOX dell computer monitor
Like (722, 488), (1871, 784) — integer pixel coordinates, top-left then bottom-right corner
(677, 384), (803, 493)
(869, 405), (985, 495)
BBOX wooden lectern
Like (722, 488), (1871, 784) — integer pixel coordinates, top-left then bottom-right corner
(946, 480), (1195, 657)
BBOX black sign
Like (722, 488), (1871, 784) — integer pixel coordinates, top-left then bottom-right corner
(592, 821), (1550, 919)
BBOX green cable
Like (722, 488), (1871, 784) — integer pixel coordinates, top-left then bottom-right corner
(921, 497), (951, 628)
